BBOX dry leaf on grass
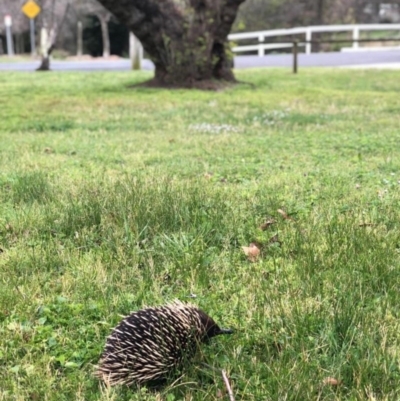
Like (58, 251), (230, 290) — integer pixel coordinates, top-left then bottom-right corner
(277, 209), (295, 221)
(242, 243), (260, 262)
(322, 377), (341, 386)
(259, 219), (276, 230)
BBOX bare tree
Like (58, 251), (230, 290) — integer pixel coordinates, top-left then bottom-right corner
(96, 0), (246, 88)
(35, 0), (69, 70)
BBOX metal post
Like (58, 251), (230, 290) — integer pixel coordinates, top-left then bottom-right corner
(5, 16), (14, 57)
(292, 40), (298, 74)
(30, 18), (36, 56)
(130, 32), (143, 70)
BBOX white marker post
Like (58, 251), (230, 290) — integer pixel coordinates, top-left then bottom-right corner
(4, 15), (14, 57)
(130, 33), (143, 70)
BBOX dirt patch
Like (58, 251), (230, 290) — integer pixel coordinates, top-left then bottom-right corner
(128, 77), (237, 91)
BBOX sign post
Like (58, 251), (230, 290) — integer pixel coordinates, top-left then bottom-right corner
(4, 15), (14, 57)
(22, 0), (41, 56)
(29, 19), (36, 56)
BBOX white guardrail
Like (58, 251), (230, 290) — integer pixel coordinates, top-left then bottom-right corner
(228, 24), (400, 56)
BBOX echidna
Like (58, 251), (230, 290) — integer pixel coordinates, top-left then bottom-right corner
(96, 300), (233, 386)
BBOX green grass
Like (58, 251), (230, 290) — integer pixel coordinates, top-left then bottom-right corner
(1, 68), (400, 401)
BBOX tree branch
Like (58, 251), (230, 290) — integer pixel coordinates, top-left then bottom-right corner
(215, 0), (246, 40)
(96, 0), (185, 65)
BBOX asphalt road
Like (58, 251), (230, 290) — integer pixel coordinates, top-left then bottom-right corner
(0, 50), (399, 72)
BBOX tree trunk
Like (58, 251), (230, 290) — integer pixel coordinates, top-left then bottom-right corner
(20, 34), (25, 54)
(35, 2), (69, 71)
(77, 21), (83, 57)
(371, 1), (381, 23)
(96, 0), (246, 88)
(37, 26), (56, 71)
(15, 34), (20, 54)
(98, 15), (110, 58)
(316, 0), (324, 24)
(313, 0), (324, 52)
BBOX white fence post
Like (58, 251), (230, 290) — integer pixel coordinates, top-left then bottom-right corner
(352, 27), (360, 49)
(305, 28), (312, 54)
(258, 35), (264, 57)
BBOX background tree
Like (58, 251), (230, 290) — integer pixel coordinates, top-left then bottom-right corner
(2, 0), (399, 61)
(73, 0), (112, 58)
(35, 0), (69, 70)
(233, 0), (400, 32)
(96, 0), (246, 88)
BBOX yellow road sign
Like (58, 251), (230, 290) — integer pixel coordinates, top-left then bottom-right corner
(22, 0), (41, 19)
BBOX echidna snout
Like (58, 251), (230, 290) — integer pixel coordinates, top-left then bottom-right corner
(96, 301), (232, 386)
(196, 309), (234, 339)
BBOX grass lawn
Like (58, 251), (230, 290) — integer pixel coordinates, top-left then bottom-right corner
(1, 68), (400, 401)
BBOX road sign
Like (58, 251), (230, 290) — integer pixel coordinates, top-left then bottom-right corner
(22, 0), (41, 19)
(4, 15), (12, 27)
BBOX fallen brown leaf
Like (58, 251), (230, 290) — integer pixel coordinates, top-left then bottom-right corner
(277, 209), (295, 221)
(259, 219), (276, 230)
(242, 243), (260, 262)
(322, 377), (341, 386)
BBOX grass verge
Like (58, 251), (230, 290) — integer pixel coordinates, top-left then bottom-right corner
(1, 68), (400, 400)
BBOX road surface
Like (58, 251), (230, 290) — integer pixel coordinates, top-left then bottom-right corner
(0, 50), (399, 72)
